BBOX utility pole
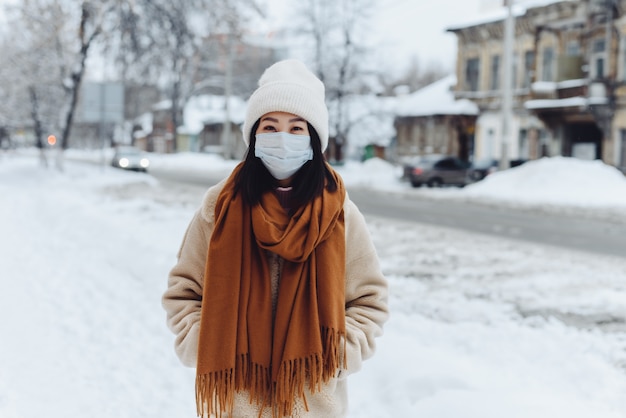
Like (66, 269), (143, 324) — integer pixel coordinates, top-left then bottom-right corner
(603, 0), (615, 164)
(605, 0), (613, 80)
(501, 0), (514, 170)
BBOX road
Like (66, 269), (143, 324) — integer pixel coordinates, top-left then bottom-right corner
(346, 188), (626, 259)
(150, 167), (626, 259)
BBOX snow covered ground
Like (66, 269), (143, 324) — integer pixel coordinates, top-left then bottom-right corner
(2, 149), (626, 417)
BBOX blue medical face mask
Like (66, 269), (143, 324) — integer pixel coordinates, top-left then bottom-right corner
(254, 132), (313, 180)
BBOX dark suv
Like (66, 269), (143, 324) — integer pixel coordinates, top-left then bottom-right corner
(408, 155), (472, 188)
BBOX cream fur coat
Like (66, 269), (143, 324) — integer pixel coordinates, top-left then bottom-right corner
(162, 179), (389, 417)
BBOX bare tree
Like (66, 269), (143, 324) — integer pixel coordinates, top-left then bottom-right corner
(377, 56), (449, 96)
(119, 2), (199, 152)
(1, 0), (116, 170)
(0, 41), (34, 159)
(99, 0), (262, 153)
(289, 0), (376, 162)
(59, 2), (104, 154)
(0, 0), (75, 167)
(1, 0), (264, 167)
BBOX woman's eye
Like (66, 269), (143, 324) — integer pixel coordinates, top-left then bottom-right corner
(263, 125), (277, 131)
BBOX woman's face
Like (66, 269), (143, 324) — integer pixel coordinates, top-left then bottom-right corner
(254, 111), (311, 186)
(255, 111), (310, 137)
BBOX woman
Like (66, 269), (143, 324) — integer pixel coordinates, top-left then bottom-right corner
(162, 59), (388, 418)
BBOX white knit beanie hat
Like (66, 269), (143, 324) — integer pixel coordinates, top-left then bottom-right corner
(242, 59), (329, 152)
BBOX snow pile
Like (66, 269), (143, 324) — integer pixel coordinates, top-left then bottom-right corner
(337, 157), (405, 190)
(461, 156), (626, 208)
(396, 75), (479, 117)
(49, 148), (626, 215)
(148, 151), (239, 174)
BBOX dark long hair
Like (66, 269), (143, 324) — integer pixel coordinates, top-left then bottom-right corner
(234, 120), (338, 207)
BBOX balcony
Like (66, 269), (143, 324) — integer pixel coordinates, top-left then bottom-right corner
(557, 55), (584, 82)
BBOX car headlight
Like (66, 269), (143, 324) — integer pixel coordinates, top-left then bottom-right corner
(119, 157), (130, 168)
(140, 158), (150, 168)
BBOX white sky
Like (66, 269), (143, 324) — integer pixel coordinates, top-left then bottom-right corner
(262, 0), (569, 74)
(263, 0), (503, 73)
(0, 0), (14, 30)
(370, 0), (490, 70)
(0, 0), (501, 74)
(1, 150), (626, 417)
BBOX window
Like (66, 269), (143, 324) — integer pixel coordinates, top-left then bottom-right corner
(465, 58), (480, 91)
(622, 40), (626, 81)
(434, 158), (463, 170)
(519, 129), (529, 159)
(490, 55), (500, 90)
(592, 39), (606, 79)
(487, 128), (495, 159)
(512, 53), (519, 90)
(621, 130), (626, 167)
(523, 51), (535, 88)
(593, 39), (606, 53)
(566, 41), (580, 56)
(596, 58), (605, 78)
(542, 47), (554, 81)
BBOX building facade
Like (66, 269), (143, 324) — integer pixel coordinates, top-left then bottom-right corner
(448, 0), (626, 172)
(393, 75), (479, 163)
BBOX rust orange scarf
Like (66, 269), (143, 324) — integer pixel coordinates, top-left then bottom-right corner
(196, 163), (346, 417)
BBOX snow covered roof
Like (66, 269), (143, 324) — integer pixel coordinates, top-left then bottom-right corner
(396, 75), (479, 117)
(446, 0), (573, 31)
(180, 94), (247, 135)
(531, 79), (590, 95)
(525, 96), (608, 110)
(152, 100), (172, 111)
(132, 112), (154, 138)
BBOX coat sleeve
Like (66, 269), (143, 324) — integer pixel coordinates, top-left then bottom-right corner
(162, 202), (215, 367)
(341, 198), (389, 376)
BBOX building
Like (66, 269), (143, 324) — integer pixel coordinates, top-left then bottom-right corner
(71, 82), (161, 149)
(191, 33), (283, 98)
(394, 75), (479, 162)
(447, 0), (626, 172)
(178, 94), (247, 159)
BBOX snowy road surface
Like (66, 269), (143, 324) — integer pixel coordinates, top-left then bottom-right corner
(144, 154), (626, 258)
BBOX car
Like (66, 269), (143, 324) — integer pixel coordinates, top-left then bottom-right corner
(111, 146), (150, 172)
(408, 155), (472, 188)
(468, 158), (528, 181)
(400, 155), (428, 181)
(468, 158), (499, 181)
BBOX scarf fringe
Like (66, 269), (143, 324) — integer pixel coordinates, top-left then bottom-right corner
(196, 328), (346, 418)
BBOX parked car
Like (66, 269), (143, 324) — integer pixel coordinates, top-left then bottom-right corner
(400, 155), (427, 181)
(468, 158), (528, 181)
(408, 155), (472, 188)
(468, 158), (499, 181)
(509, 158), (528, 168)
(111, 146), (150, 172)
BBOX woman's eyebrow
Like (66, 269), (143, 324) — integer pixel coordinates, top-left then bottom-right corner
(260, 116), (279, 122)
(289, 117), (306, 123)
